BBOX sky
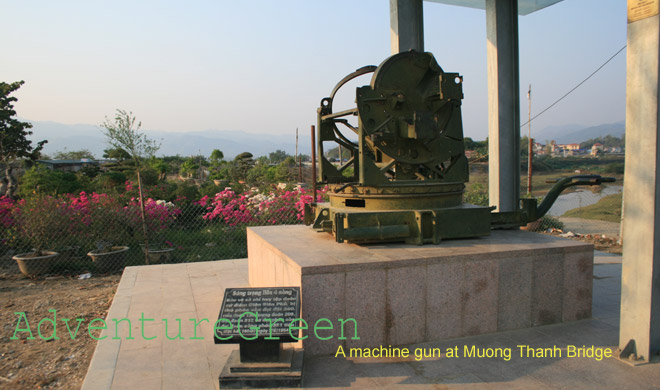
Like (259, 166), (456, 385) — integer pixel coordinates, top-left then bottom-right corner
(3, 0), (627, 141)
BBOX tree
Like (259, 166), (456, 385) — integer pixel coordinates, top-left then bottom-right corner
(179, 158), (199, 178)
(53, 148), (95, 160)
(148, 157), (170, 181)
(101, 110), (159, 165)
(324, 146), (351, 161)
(101, 109), (160, 264)
(520, 135), (530, 158)
(268, 149), (290, 164)
(103, 147), (131, 161)
(0, 81), (47, 198)
(210, 149), (224, 166)
(17, 165), (83, 197)
(234, 152), (254, 181)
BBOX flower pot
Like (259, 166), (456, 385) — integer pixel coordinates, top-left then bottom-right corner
(87, 246), (129, 273)
(13, 251), (59, 277)
(140, 245), (174, 264)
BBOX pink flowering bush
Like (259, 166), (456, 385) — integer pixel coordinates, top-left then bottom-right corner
(201, 187), (327, 226)
(1, 184), (326, 268)
(1, 196), (17, 249)
(125, 198), (181, 245)
(9, 194), (91, 253)
(68, 192), (181, 248)
(0, 196), (14, 229)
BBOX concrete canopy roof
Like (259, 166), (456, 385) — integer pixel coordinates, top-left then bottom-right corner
(424, 0), (563, 15)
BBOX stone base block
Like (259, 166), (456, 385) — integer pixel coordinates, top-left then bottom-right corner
(219, 349), (303, 389)
(247, 226), (593, 357)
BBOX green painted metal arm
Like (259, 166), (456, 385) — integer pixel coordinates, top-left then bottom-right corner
(491, 174), (616, 229)
(534, 175), (616, 220)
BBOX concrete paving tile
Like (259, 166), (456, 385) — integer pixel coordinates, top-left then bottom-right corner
(487, 379), (554, 390)
(119, 323), (163, 351)
(81, 338), (122, 390)
(111, 346), (161, 387)
(159, 316), (196, 340)
(115, 268), (138, 293)
(302, 356), (377, 388)
(432, 372), (494, 388)
(111, 375), (161, 390)
(161, 295), (197, 315)
(105, 294), (131, 319)
(354, 359), (418, 388)
(194, 301), (223, 324)
(192, 290), (224, 305)
(127, 298), (163, 321)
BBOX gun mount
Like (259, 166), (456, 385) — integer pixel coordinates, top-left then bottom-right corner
(306, 51), (614, 244)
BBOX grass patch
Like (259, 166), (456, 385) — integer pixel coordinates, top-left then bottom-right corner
(562, 193), (622, 223)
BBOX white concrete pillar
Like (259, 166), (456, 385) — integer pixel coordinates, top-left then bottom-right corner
(486, 0), (520, 212)
(619, 9), (660, 363)
(390, 0), (424, 54)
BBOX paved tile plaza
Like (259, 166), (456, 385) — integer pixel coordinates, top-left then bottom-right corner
(82, 252), (660, 390)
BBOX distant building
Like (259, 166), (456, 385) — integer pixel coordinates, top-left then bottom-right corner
(36, 159), (100, 172)
(591, 143), (604, 156)
(532, 142), (545, 154)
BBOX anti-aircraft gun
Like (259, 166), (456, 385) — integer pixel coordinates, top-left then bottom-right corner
(306, 50), (614, 244)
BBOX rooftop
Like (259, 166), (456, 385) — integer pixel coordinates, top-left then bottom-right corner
(425, 0), (563, 15)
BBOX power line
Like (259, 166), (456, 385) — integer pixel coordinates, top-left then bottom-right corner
(521, 44), (627, 128)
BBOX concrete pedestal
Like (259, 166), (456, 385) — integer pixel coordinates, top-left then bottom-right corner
(248, 226), (593, 357)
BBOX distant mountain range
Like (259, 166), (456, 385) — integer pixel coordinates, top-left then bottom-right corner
(24, 120), (311, 160)
(531, 121), (625, 144)
(24, 118), (625, 160)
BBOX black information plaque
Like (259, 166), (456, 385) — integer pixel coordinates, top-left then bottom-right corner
(214, 287), (304, 388)
(214, 287), (301, 343)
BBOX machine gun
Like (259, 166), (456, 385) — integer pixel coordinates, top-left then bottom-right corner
(306, 50), (614, 244)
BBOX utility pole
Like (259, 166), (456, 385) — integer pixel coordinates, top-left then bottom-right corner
(296, 128), (302, 183)
(527, 84), (533, 195)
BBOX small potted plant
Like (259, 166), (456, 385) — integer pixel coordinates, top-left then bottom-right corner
(140, 239), (175, 265)
(10, 195), (68, 276)
(84, 193), (132, 273)
(87, 241), (130, 273)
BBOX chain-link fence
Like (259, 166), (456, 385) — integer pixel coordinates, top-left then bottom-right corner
(0, 187), (323, 276)
(1, 181), (625, 277)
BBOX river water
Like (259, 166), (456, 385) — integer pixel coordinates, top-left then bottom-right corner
(546, 185), (623, 216)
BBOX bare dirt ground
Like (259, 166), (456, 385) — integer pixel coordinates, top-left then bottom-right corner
(542, 229), (622, 254)
(0, 257), (120, 390)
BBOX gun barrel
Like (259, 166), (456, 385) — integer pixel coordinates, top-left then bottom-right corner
(535, 175), (616, 219)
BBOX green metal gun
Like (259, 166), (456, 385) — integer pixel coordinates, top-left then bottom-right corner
(306, 50), (615, 244)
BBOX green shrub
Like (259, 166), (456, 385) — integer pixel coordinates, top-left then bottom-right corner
(464, 183), (489, 206)
(604, 162), (624, 175)
(17, 165), (83, 197)
(94, 171), (127, 192)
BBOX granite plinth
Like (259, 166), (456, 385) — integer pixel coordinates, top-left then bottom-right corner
(247, 225), (594, 357)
